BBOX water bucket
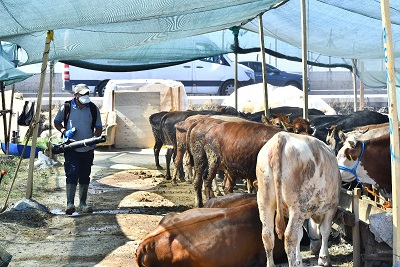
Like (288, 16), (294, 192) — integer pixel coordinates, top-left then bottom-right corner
(0, 246), (12, 267)
(1, 143), (41, 158)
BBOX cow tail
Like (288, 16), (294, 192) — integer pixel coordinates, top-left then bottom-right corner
(272, 133), (286, 240)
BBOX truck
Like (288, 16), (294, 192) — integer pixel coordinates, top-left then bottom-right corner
(62, 54), (255, 96)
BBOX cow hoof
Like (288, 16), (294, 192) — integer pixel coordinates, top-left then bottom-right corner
(179, 178), (186, 183)
(156, 166), (163, 170)
(318, 256), (331, 267)
(165, 176), (172, 181)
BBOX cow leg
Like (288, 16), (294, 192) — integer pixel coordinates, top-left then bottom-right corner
(153, 140), (163, 170)
(193, 161), (206, 207)
(204, 152), (221, 201)
(317, 212), (335, 267)
(165, 148), (173, 181)
(285, 213), (304, 267)
(183, 151), (193, 183)
(172, 148), (186, 184)
(305, 218), (322, 255)
(222, 173), (235, 194)
(256, 192), (276, 267)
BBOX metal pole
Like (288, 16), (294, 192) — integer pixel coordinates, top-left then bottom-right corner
(26, 30), (53, 199)
(380, 0), (400, 264)
(258, 14), (269, 118)
(300, 0), (309, 119)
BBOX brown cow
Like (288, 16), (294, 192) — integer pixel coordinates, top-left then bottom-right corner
(157, 108), (240, 181)
(173, 114), (248, 185)
(135, 198), (286, 267)
(256, 132), (341, 267)
(196, 121), (283, 207)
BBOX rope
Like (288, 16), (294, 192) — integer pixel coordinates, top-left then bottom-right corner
(363, 186), (392, 210)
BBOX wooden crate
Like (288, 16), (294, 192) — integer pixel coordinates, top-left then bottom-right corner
(113, 91), (160, 149)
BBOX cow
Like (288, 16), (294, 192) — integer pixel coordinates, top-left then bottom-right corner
(186, 117), (250, 203)
(312, 110), (388, 144)
(156, 107), (240, 181)
(173, 114), (249, 185)
(256, 131), (341, 267)
(336, 132), (393, 197)
(135, 200), (286, 267)
(326, 122), (389, 154)
(194, 120), (283, 207)
(148, 111), (169, 170)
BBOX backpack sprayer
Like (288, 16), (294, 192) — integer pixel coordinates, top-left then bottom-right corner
(50, 134), (107, 154)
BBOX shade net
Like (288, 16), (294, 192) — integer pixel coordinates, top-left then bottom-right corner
(0, 0), (398, 89)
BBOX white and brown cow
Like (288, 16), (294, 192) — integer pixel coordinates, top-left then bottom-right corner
(336, 132), (393, 197)
(256, 131), (341, 267)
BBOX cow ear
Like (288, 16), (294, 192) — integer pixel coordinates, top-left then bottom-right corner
(253, 180), (258, 189)
(261, 114), (269, 124)
(349, 140), (357, 148)
(344, 148), (352, 160)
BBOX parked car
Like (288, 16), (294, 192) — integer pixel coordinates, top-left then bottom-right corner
(238, 61), (309, 91)
(63, 55), (255, 96)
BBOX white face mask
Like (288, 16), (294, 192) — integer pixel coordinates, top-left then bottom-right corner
(78, 95), (91, 104)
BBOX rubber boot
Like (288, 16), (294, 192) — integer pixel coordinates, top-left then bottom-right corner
(65, 184), (76, 215)
(78, 184), (93, 213)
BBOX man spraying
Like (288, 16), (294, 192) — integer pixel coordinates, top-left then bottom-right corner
(54, 84), (102, 215)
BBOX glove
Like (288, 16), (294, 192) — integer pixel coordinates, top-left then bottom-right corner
(64, 127), (76, 138)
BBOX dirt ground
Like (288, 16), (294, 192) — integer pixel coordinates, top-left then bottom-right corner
(0, 147), (354, 267)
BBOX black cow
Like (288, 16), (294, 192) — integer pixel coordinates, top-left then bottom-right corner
(246, 106), (325, 122)
(311, 110), (388, 144)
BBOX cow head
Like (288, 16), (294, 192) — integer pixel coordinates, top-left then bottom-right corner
(291, 117), (314, 135)
(262, 113), (291, 129)
(326, 125), (347, 154)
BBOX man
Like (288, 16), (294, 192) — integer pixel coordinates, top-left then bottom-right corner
(54, 84), (102, 215)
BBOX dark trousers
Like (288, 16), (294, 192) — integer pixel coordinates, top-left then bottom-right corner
(64, 150), (94, 185)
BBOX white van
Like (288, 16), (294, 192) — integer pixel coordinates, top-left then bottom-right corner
(62, 54), (255, 96)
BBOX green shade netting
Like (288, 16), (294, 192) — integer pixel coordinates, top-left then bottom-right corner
(0, 0), (398, 88)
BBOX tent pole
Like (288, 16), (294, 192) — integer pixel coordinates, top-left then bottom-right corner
(48, 61), (54, 159)
(234, 52), (238, 110)
(258, 13), (269, 118)
(352, 59), (358, 111)
(26, 30), (53, 199)
(380, 0), (400, 264)
(7, 84), (15, 152)
(0, 82), (8, 152)
(300, 0), (309, 119)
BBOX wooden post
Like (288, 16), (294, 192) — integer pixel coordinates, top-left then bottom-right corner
(352, 188), (361, 267)
(26, 30), (53, 199)
(352, 59), (358, 111)
(48, 61), (54, 159)
(6, 84), (15, 154)
(258, 13), (269, 118)
(0, 82), (8, 152)
(234, 52), (238, 110)
(177, 87), (181, 111)
(380, 0), (400, 263)
(169, 87), (174, 111)
(300, 0), (309, 119)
